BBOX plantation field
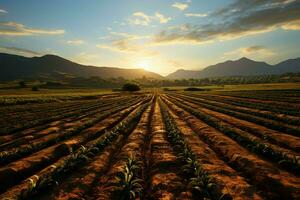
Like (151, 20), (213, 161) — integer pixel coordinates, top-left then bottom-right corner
(0, 89), (300, 200)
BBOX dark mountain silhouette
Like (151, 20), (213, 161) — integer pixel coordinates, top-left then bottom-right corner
(167, 57), (300, 79)
(0, 53), (163, 81)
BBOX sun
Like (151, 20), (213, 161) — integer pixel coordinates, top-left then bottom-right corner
(132, 57), (168, 74)
(136, 59), (153, 71)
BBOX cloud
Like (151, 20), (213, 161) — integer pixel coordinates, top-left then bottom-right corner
(110, 31), (151, 40)
(66, 39), (85, 45)
(172, 2), (189, 11)
(97, 39), (139, 53)
(214, 0), (296, 16)
(0, 22), (65, 36)
(96, 31), (158, 57)
(129, 12), (152, 26)
(185, 13), (207, 17)
(128, 12), (171, 26)
(224, 45), (275, 59)
(154, 0), (300, 45)
(282, 19), (300, 30)
(242, 46), (270, 53)
(72, 52), (103, 66)
(0, 46), (42, 57)
(155, 13), (172, 24)
(0, 8), (7, 13)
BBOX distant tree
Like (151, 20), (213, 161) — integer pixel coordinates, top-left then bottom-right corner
(122, 83), (141, 91)
(18, 81), (26, 88)
(31, 86), (39, 91)
(45, 81), (63, 87)
(184, 87), (208, 91)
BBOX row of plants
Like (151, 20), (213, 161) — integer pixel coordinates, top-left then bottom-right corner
(208, 93), (300, 117)
(0, 96), (134, 135)
(0, 98), (86, 118)
(0, 94), (125, 118)
(109, 100), (155, 200)
(215, 90), (300, 104)
(0, 98), (124, 150)
(159, 98), (231, 200)
(1, 98), (152, 200)
(179, 93), (300, 126)
(0, 98), (134, 151)
(112, 155), (143, 200)
(165, 96), (300, 174)
(0, 93), (104, 106)
(2, 96), (137, 140)
(0, 97), (147, 165)
(169, 94), (299, 151)
(168, 94), (300, 137)
(0, 100), (92, 132)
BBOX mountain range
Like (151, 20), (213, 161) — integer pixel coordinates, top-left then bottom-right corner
(167, 57), (300, 79)
(0, 53), (299, 81)
(0, 53), (163, 81)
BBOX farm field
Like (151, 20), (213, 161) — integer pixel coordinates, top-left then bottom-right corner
(0, 89), (300, 200)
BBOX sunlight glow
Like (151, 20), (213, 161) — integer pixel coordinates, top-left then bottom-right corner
(136, 59), (153, 71)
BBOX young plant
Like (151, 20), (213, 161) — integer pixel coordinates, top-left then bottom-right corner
(114, 155), (143, 200)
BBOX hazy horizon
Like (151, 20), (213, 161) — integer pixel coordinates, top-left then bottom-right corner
(0, 0), (300, 75)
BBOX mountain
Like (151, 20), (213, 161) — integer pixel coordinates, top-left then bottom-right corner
(167, 57), (300, 79)
(0, 53), (163, 81)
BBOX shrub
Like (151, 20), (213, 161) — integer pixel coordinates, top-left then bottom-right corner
(184, 87), (208, 91)
(19, 81), (26, 88)
(122, 83), (140, 91)
(31, 86), (39, 91)
(163, 88), (177, 91)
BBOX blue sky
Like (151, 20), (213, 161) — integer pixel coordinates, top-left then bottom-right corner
(0, 0), (299, 75)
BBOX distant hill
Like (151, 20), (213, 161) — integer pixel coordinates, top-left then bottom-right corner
(0, 53), (163, 81)
(167, 57), (300, 79)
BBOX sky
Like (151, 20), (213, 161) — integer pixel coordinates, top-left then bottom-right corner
(0, 0), (300, 75)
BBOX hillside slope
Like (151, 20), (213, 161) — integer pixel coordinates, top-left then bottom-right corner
(167, 57), (300, 79)
(0, 53), (163, 81)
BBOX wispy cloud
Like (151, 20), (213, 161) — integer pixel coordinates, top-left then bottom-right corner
(172, 2), (189, 11)
(155, 12), (171, 24)
(110, 31), (151, 40)
(282, 19), (300, 30)
(96, 31), (157, 57)
(66, 39), (85, 45)
(0, 22), (65, 36)
(128, 12), (171, 26)
(0, 46), (42, 57)
(223, 45), (276, 59)
(97, 41), (139, 53)
(154, 0), (300, 45)
(129, 12), (152, 26)
(0, 8), (7, 13)
(72, 52), (103, 66)
(185, 13), (207, 17)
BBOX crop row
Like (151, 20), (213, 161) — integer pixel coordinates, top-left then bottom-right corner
(168, 93), (300, 137)
(161, 95), (300, 199)
(159, 97), (231, 200)
(0, 97), (152, 199)
(214, 90), (300, 103)
(0, 96), (134, 135)
(93, 102), (153, 199)
(164, 95), (300, 174)
(0, 96), (140, 149)
(179, 93), (300, 125)
(0, 96), (146, 165)
(1, 94), (128, 118)
(0, 93), (106, 106)
(199, 93), (300, 116)
(169, 94), (300, 152)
